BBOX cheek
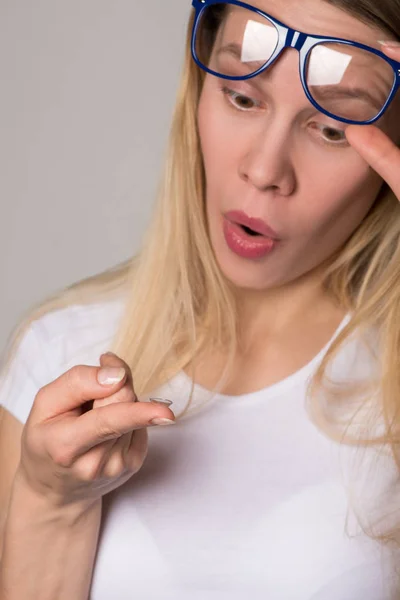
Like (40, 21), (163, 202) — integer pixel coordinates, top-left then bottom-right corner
(337, 162), (382, 207)
(198, 93), (223, 211)
(197, 81), (242, 181)
(198, 89), (222, 168)
(298, 140), (383, 216)
(305, 163), (383, 241)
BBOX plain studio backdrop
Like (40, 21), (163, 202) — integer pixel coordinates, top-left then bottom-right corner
(0, 0), (190, 351)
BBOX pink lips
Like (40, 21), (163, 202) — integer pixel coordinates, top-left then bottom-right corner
(223, 219), (279, 259)
(224, 210), (281, 240)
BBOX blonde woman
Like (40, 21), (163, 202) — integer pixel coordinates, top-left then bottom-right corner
(1, 0), (400, 598)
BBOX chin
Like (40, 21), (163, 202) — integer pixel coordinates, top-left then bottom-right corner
(212, 246), (273, 290)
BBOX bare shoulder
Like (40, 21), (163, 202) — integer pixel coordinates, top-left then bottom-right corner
(0, 407), (23, 558)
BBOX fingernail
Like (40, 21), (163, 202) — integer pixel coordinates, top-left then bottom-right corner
(97, 367), (126, 385)
(378, 40), (400, 48)
(150, 418), (176, 426)
(149, 397), (173, 407)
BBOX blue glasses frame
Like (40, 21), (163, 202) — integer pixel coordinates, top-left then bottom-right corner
(191, 0), (400, 125)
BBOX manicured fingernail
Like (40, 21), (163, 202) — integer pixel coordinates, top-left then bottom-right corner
(97, 367), (126, 385)
(150, 418), (176, 426)
(149, 397), (173, 407)
(378, 40), (400, 48)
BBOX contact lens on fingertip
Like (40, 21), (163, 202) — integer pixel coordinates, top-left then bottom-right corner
(149, 397), (173, 406)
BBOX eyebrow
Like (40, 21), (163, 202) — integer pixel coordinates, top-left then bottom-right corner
(217, 43), (260, 70)
(217, 43), (384, 111)
(311, 86), (384, 112)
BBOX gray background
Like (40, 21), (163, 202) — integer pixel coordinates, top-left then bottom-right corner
(0, 0), (191, 349)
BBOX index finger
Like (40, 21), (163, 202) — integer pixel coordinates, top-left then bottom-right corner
(345, 125), (400, 199)
(57, 400), (176, 459)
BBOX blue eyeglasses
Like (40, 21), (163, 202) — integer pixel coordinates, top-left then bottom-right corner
(191, 0), (400, 125)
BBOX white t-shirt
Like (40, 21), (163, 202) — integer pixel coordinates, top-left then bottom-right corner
(0, 297), (398, 599)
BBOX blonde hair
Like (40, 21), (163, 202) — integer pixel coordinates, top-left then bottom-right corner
(2, 2), (400, 580)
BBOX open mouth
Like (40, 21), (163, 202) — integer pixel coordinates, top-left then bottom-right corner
(239, 224), (264, 237)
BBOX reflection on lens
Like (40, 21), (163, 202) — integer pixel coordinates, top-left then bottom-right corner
(305, 42), (394, 122)
(195, 3), (278, 77)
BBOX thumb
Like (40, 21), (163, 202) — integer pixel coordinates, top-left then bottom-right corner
(31, 362), (128, 422)
(100, 352), (134, 386)
(92, 352), (138, 409)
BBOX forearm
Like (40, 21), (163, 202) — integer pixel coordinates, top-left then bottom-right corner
(0, 473), (102, 600)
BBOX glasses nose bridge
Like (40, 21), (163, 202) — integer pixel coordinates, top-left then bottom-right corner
(271, 23), (309, 75)
(282, 27), (309, 54)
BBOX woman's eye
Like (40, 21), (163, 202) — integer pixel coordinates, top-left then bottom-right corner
(314, 123), (348, 145)
(221, 86), (262, 111)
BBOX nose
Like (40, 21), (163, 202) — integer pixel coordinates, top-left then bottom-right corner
(238, 49), (303, 196)
(238, 120), (297, 196)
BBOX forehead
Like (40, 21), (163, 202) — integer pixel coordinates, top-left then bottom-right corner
(246, 0), (392, 49)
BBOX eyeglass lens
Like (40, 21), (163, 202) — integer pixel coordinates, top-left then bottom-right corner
(194, 3), (396, 122)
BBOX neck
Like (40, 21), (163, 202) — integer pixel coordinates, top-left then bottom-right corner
(232, 264), (342, 345)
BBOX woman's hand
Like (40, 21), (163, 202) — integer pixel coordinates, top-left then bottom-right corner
(16, 351), (175, 510)
(345, 42), (400, 200)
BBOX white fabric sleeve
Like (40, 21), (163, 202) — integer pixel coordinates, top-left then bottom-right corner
(0, 320), (55, 425)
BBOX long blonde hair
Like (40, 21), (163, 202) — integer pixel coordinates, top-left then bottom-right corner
(2, 0), (400, 566)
